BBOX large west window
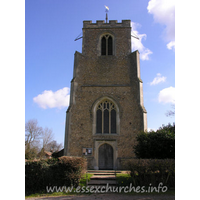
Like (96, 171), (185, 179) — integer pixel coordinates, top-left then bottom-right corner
(96, 99), (117, 134)
(101, 35), (113, 56)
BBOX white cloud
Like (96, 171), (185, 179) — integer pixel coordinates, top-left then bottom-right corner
(131, 22), (153, 60)
(150, 73), (166, 85)
(158, 86), (175, 104)
(167, 41), (175, 50)
(147, 0), (175, 50)
(33, 87), (70, 109)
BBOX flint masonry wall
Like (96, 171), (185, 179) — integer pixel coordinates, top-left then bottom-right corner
(64, 20), (147, 169)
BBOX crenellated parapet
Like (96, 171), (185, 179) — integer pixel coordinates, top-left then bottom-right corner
(83, 20), (131, 28)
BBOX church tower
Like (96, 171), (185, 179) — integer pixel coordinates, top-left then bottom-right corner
(64, 19), (147, 170)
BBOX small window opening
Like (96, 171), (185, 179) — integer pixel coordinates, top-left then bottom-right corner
(101, 35), (113, 56)
(101, 36), (106, 55)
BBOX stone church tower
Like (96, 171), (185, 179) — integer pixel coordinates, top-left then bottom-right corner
(64, 19), (147, 170)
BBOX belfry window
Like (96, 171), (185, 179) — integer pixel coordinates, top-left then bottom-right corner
(101, 35), (113, 55)
(96, 99), (116, 134)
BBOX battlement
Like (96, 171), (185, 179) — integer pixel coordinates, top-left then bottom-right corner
(83, 20), (131, 28)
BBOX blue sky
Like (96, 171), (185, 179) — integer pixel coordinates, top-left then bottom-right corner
(25, 0), (175, 146)
(3, 1), (200, 198)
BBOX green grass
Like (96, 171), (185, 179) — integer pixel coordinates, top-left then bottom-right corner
(116, 173), (133, 186)
(79, 173), (93, 187)
(25, 192), (69, 198)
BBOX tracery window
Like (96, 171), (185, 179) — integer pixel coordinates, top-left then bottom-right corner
(96, 99), (116, 134)
(101, 35), (113, 56)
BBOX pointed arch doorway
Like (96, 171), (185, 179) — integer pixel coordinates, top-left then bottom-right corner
(98, 143), (113, 170)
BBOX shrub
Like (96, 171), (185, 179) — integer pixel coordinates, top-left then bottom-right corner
(128, 159), (175, 188)
(52, 156), (87, 187)
(134, 123), (175, 159)
(25, 156), (87, 195)
(25, 160), (50, 195)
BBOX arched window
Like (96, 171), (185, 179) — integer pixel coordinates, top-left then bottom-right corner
(96, 99), (117, 134)
(101, 35), (113, 56)
(108, 36), (113, 55)
(101, 36), (106, 55)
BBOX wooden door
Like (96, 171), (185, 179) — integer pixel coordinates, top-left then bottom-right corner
(98, 143), (113, 170)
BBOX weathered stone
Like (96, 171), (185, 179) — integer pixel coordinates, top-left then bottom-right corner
(64, 20), (147, 170)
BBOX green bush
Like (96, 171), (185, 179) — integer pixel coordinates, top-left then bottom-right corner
(128, 159), (175, 188)
(51, 156), (87, 187)
(25, 156), (87, 195)
(134, 123), (175, 159)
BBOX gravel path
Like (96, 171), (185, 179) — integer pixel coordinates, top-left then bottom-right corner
(26, 193), (175, 200)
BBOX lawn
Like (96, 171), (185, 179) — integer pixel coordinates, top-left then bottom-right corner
(116, 173), (133, 187)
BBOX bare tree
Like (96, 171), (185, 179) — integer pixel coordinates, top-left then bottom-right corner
(42, 127), (54, 150)
(37, 127), (54, 158)
(46, 140), (63, 152)
(25, 119), (62, 159)
(25, 119), (43, 159)
(25, 119), (43, 149)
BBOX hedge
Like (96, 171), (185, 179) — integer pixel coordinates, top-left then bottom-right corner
(134, 123), (175, 159)
(127, 159), (175, 188)
(25, 156), (87, 195)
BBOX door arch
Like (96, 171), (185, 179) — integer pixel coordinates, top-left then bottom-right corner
(98, 143), (113, 169)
